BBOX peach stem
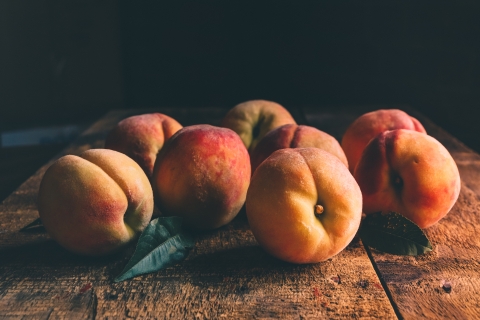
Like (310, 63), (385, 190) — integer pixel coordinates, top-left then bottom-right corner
(315, 205), (324, 215)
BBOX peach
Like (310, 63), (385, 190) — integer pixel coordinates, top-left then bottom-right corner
(246, 148), (362, 264)
(341, 109), (426, 172)
(152, 125), (251, 230)
(354, 129), (461, 229)
(250, 124), (348, 174)
(221, 100), (296, 152)
(37, 149), (154, 256)
(105, 113), (182, 179)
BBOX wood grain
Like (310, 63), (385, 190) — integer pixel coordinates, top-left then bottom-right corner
(304, 105), (480, 320)
(0, 107), (396, 319)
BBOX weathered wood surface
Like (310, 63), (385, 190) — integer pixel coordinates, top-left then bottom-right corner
(305, 105), (480, 320)
(5, 104), (479, 319)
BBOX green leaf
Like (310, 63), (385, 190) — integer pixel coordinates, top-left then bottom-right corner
(359, 211), (433, 256)
(114, 217), (195, 282)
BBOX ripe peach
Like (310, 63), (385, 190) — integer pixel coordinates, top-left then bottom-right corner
(341, 109), (426, 172)
(246, 148), (362, 264)
(105, 113), (182, 179)
(37, 149), (154, 256)
(221, 100), (296, 152)
(250, 124), (348, 174)
(354, 129), (461, 229)
(152, 125), (251, 230)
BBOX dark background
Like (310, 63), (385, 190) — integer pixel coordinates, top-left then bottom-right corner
(1, 0), (480, 147)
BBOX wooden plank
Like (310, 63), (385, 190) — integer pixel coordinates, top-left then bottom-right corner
(0, 107), (396, 318)
(304, 105), (480, 319)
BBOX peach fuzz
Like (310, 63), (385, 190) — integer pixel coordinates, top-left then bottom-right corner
(105, 113), (182, 179)
(37, 149), (154, 256)
(246, 148), (362, 264)
(152, 125), (251, 230)
(250, 124), (348, 174)
(354, 129), (460, 229)
(221, 100), (296, 152)
(341, 109), (426, 173)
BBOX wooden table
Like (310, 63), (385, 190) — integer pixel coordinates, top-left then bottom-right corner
(1, 106), (479, 319)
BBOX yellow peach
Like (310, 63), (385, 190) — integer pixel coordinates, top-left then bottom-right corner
(246, 148), (362, 264)
(38, 149), (154, 256)
(354, 129), (460, 228)
(221, 100), (296, 152)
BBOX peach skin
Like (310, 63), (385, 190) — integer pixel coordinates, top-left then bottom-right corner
(354, 129), (460, 229)
(250, 124), (348, 174)
(152, 125), (251, 230)
(246, 148), (362, 264)
(37, 149), (154, 256)
(221, 100), (296, 152)
(105, 113), (182, 179)
(342, 109), (426, 173)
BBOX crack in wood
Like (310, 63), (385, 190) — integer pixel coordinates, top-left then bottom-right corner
(364, 243), (403, 320)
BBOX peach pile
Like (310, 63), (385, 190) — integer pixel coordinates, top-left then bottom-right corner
(342, 109), (460, 229)
(37, 105), (460, 261)
(37, 149), (154, 256)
